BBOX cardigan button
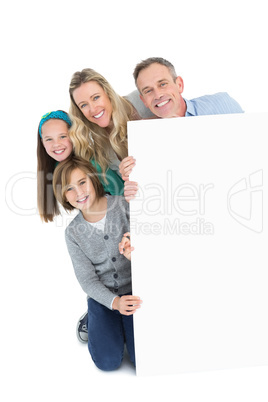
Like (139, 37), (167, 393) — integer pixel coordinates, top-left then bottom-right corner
(104, 235), (109, 240)
(112, 257), (116, 262)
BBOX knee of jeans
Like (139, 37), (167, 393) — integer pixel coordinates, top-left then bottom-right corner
(94, 356), (123, 372)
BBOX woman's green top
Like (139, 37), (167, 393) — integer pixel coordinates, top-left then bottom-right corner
(90, 159), (124, 196)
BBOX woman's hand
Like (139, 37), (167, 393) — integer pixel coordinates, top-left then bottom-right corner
(112, 295), (142, 315)
(124, 179), (138, 202)
(119, 156), (136, 181)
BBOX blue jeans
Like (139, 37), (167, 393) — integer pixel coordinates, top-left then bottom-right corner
(87, 297), (136, 371)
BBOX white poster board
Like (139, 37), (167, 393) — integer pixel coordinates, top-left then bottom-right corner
(128, 113), (268, 377)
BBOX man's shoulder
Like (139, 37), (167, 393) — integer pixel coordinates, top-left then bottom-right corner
(125, 90), (155, 118)
(189, 92), (243, 115)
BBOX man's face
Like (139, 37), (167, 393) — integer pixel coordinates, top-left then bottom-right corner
(137, 63), (185, 118)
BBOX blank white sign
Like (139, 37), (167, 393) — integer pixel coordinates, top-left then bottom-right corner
(128, 113), (268, 377)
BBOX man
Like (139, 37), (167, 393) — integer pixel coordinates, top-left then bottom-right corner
(120, 57), (243, 196)
(134, 57), (243, 118)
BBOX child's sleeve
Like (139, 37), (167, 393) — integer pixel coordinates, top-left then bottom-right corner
(65, 231), (117, 310)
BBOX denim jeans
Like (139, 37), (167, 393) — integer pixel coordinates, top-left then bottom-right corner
(87, 297), (136, 371)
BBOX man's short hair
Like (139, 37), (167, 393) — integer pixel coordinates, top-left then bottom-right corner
(133, 57), (177, 88)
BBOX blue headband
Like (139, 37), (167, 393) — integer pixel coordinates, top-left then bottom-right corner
(39, 110), (72, 138)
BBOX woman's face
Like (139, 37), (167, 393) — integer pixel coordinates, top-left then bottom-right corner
(41, 119), (73, 162)
(72, 81), (113, 129)
(64, 168), (97, 212)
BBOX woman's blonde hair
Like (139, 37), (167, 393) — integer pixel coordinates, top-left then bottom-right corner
(69, 68), (136, 173)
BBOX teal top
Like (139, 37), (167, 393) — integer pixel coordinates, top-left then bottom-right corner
(90, 159), (124, 196)
(54, 156), (124, 195)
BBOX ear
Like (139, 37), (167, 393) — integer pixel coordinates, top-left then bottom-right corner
(175, 76), (184, 94)
(139, 94), (148, 108)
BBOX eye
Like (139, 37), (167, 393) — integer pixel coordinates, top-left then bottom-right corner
(80, 103), (87, 109)
(93, 95), (100, 101)
(144, 89), (152, 95)
(160, 82), (167, 87)
(66, 186), (73, 192)
(80, 180), (86, 186)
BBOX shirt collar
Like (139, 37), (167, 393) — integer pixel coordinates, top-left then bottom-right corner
(184, 98), (196, 116)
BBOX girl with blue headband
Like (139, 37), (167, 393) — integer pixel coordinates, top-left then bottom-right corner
(37, 110), (73, 222)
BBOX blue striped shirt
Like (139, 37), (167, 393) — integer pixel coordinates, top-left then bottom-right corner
(184, 92), (243, 116)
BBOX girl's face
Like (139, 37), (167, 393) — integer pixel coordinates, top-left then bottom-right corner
(42, 119), (73, 162)
(65, 168), (97, 212)
(72, 81), (113, 129)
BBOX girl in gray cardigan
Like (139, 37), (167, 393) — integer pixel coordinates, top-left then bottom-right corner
(53, 156), (142, 371)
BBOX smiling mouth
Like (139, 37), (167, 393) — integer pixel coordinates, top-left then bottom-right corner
(54, 149), (65, 155)
(94, 110), (104, 119)
(77, 196), (89, 203)
(156, 100), (170, 108)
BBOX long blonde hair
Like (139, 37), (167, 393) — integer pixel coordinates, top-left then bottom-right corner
(69, 68), (137, 173)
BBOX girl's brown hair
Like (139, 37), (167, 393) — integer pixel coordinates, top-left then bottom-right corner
(52, 156), (105, 211)
(37, 114), (71, 222)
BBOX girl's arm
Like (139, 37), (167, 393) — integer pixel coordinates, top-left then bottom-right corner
(117, 232), (142, 314)
(65, 232), (120, 310)
(112, 295), (142, 315)
(67, 231), (142, 315)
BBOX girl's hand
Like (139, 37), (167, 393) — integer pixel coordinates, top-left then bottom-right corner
(112, 295), (142, 315)
(119, 156), (136, 181)
(119, 232), (134, 260)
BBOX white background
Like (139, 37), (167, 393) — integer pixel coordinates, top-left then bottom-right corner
(1, 0), (268, 401)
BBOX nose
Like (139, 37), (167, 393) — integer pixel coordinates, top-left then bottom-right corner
(88, 101), (97, 115)
(52, 138), (61, 148)
(75, 186), (85, 199)
(154, 87), (164, 100)
(75, 186), (82, 196)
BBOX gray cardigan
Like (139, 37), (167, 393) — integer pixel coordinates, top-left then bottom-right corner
(65, 195), (132, 310)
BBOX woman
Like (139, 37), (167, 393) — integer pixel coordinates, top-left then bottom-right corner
(68, 68), (151, 181)
(52, 156), (142, 371)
